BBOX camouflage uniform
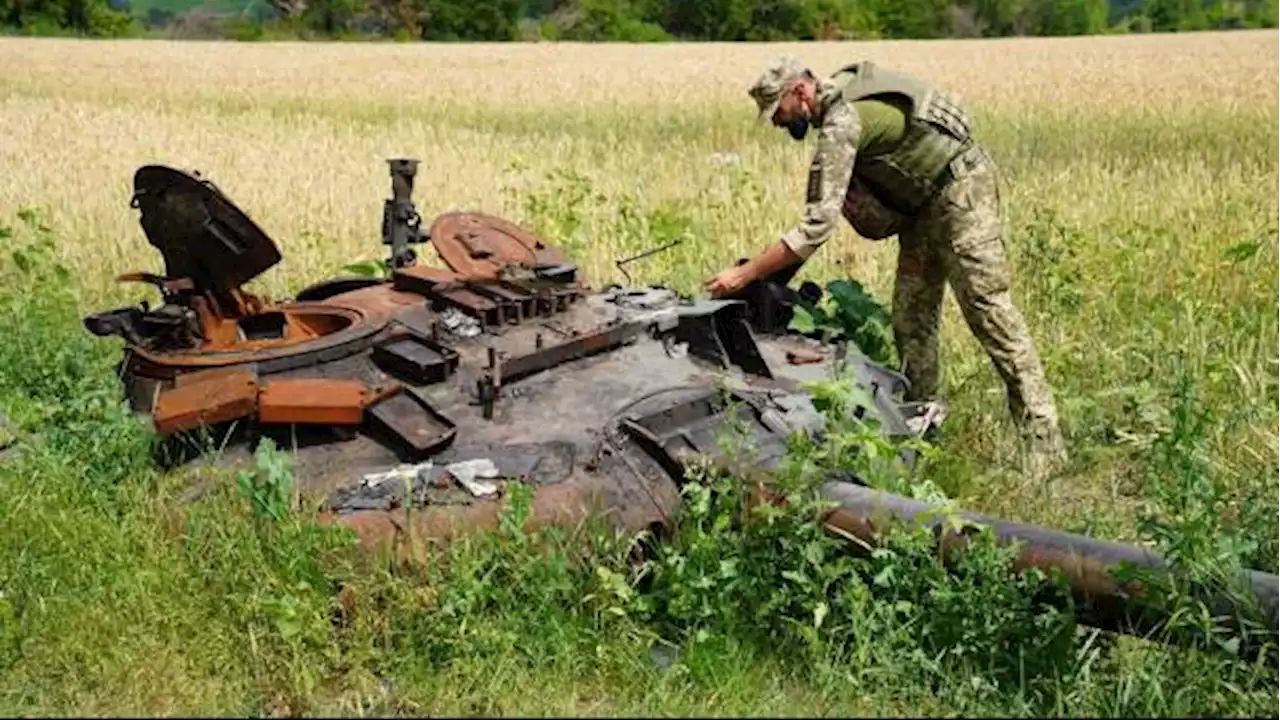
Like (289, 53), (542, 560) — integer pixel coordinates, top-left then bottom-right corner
(748, 58), (1067, 477)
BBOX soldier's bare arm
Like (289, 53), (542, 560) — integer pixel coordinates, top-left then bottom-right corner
(706, 100), (862, 297)
(705, 241), (804, 297)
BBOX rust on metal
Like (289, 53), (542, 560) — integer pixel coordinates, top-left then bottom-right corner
(392, 264), (460, 294)
(322, 472), (664, 567)
(258, 378), (367, 425)
(429, 211), (573, 281)
(362, 381), (404, 408)
(497, 320), (647, 384)
(426, 285), (501, 326)
(153, 369), (259, 434)
(465, 282), (531, 324)
(172, 365), (257, 389)
(119, 303), (377, 375)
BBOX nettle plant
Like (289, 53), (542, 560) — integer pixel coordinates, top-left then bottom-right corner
(788, 279), (897, 367)
(236, 438), (296, 524)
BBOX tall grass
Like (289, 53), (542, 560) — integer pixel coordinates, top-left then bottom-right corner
(0, 31), (1276, 716)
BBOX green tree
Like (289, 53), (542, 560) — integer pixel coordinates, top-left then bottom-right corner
(300, 0), (366, 34)
(1143, 0), (1208, 29)
(1, 0), (135, 35)
(421, 0), (523, 38)
(658, 0), (754, 40)
(1244, 0), (1279, 26)
(554, 0), (669, 40)
(1029, 0), (1108, 34)
(872, 0), (956, 37)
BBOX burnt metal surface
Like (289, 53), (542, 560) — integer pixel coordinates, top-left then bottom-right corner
(674, 300), (774, 379)
(328, 440), (576, 514)
(365, 387), (458, 458)
(130, 164), (282, 295)
(383, 158), (427, 269)
(81, 158), (1280, 662)
(428, 211), (575, 282)
(372, 333), (460, 385)
(495, 319), (649, 385)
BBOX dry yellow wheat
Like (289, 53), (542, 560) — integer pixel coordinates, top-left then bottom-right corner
(1, 32), (1275, 303)
(1, 32), (1276, 111)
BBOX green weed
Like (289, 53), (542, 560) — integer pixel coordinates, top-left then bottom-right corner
(788, 278), (898, 366)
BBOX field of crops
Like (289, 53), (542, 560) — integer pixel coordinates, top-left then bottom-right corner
(0, 31), (1277, 716)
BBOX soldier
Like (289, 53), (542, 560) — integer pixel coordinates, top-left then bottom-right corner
(705, 57), (1067, 479)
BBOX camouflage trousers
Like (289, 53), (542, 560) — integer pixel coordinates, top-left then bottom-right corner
(888, 146), (1064, 462)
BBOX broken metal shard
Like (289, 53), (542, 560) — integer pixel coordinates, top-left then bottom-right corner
(81, 158), (1279, 663)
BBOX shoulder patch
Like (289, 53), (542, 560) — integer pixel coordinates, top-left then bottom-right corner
(806, 160), (822, 203)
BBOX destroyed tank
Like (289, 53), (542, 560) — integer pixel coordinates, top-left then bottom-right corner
(83, 159), (942, 537)
(82, 159), (1278, 662)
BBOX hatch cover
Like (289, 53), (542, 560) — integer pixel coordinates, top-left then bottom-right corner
(130, 165), (282, 294)
(428, 211), (572, 281)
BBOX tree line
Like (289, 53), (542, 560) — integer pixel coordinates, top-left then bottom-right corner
(2, 0), (1276, 41)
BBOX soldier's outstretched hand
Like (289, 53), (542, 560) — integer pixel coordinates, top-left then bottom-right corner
(705, 265), (750, 297)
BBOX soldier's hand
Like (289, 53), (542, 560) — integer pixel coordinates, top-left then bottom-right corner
(705, 266), (751, 297)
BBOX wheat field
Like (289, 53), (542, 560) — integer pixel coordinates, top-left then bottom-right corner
(1, 32), (1276, 297)
(2, 31), (1278, 527)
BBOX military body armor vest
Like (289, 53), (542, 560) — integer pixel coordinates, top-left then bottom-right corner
(828, 62), (974, 214)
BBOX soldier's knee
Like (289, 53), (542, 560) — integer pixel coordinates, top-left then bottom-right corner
(958, 263), (1017, 308)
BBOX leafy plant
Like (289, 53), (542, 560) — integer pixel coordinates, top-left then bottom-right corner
(500, 163), (604, 259)
(1017, 208), (1086, 314)
(340, 259), (391, 279)
(1221, 240), (1261, 264)
(236, 438), (296, 523)
(596, 373), (1084, 708)
(798, 373), (947, 502)
(788, 278), (896, 366)
(1112, 372), (1277, 660)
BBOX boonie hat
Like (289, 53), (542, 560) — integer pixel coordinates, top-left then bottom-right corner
(748, 57), (810, 120)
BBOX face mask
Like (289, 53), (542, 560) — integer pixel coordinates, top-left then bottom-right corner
(786, 115), (810, 141)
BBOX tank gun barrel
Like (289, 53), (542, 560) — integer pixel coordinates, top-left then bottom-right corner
(787, 473), (1278, 663)
(818, 481), (1277, 659)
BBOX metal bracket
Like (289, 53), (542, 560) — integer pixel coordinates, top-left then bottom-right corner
(382, 158), (427, 270)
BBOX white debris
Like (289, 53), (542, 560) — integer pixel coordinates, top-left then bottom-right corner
(905, 401), (948, 436)
(439, 307), (481, 338)
(709, 151), (742, 166)
(447, 458), (500, 498)
(362, 461), (433, 488)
